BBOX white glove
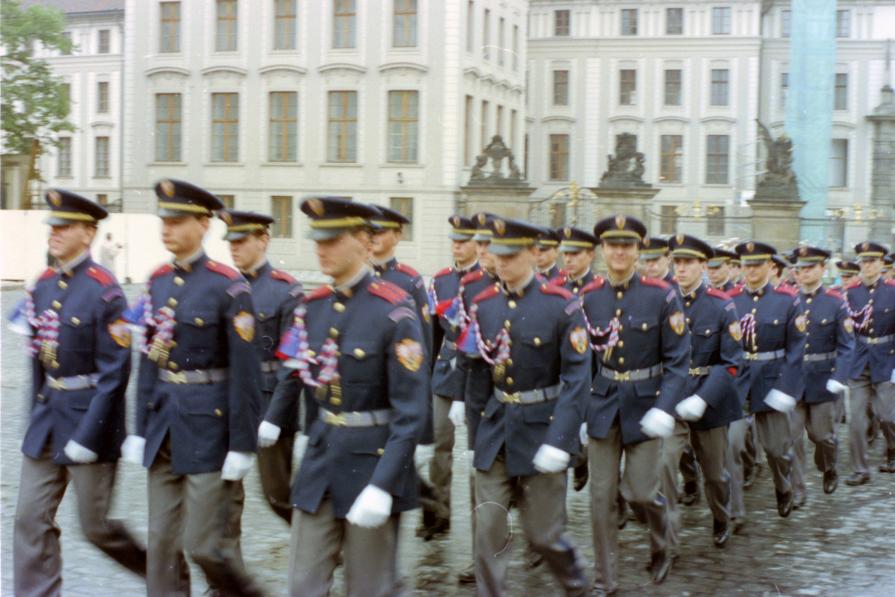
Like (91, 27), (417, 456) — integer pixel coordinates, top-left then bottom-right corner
(221, 451), (255, 481)
(346, 484), (393, 528)
(825, 379), (848, 394)
(675, 395), (708, 421)
(765, 389), (796, 413)
(64, 440), (98, 463)
(640, 407), (676, 438)
(448, 401), (466, 427)
(120, 435), (145, 465)
(890, 368), (895, 384)
(257, 421), (281, 448)
(414, 443), (434, 469)
(579, 423), (589, 445)
(532, 444), (571, 473)
(283, 358), (302, 370)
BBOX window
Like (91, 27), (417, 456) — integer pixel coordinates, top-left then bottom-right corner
(327, 91), (357, 162)
(333, 0), (356, 49)
(836, 10), (850, 38)
(388, 90), (419, 163)
(61, 31), (72, 54)
(664, 69), (681, 106)
(393, 0), (417, 47)
(554, 10), (570, 36)
(553, 70), (569, 106)
(830, 139), (848, 187)
(782, 10), (791, 38)
(660, 205), (678, 235)
(273, 0), (296, 50)
(482, 9), (490, 60)
(712, 7), (731, 35)
(498, 17), (505, 66)
(619, 69), (636, 105)
(512, 25), (519, 70)
(216, 0), (238, 51)
(480, 100), (489, 148)
(96, 194), (108, 206)
(466, 1), (474, 52)
(211, 93), (239, 162)
(780, 72), (788, 109)
(390, 197), (414, 238)
(97, 81), (109, 113)
(269, 91), (297, 162)
(94, 136), (110, 177)
(705, 134), (729, 184)
(98, 29), (110, 53)
(707, 206), (725, 236)
(271, 196), (293, 238)
(464, 94), (473, 165)
(834, 73), (848, 110)
(549, 134), (569, 181)
(218, 194), (235, 209)
(57, 137), (72, 177)
(156, 93), (182, 162)
(160, 2), (181, 53)
(621, 9), (638, 35)
(666, 8), (683, 35)
(660, 135), (683, 183)
(710, 68), (729, 106)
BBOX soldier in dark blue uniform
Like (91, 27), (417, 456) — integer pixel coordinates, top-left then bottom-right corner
(13, 190), (146, 595)
(219, 210), (304, 525)
(845, 241), (895, 483)
(727, 241), (805, 522)
(640, 237), (675, 287)
(787, 247), (854, 501)
(468, 216), (589, 596)
(668, 234), (743, 548)
(120, 179), (264, 595)
(550, 226), (597, 293)
(535, 227), (563, 280)
(269, 197), (429, 595)
(707, 248), (739, 292)
(835, 259), (859, 290)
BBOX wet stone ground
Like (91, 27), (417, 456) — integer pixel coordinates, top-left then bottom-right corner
(2, 286), (894, 596)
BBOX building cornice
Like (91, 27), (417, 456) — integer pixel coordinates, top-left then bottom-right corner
(259, 64), (308, 76)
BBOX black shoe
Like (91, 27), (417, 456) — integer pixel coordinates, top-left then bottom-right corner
(845, 472), (870, 486)
(457, 564), (476, 585)
(712, 519), (731, 548)
(649, 551), (672, 584)
(418, 517), (450, 541)
(792, 492), (806, 510)
(743, 463), (759, 489)
(776, 490), (793, 518)
(823, 470), (838, 494)
(732, 517), (747, 535)
(879, 450), (895, 473)
(573, 462), (589, 492)
(679, 481), (699, 506)
(524, 547), (544, 570)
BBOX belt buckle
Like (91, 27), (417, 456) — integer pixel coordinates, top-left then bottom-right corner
(48, 377), (65, 390)
(688, 368), (699, 376)
(502, 391), (521, 404)
(744, 352), (758, 361)
(168, 371), (188, 384)
(868, 337), (879, 345)
(323, 411), (347, 426)
(613, 370), (630, 382)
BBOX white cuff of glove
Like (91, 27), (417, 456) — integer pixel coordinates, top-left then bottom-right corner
(120, 435), (145, 465)
(414, 443), (434, 469)
(532, 444), (571, 474)
(675, 395), (708, 421)
(257, 421), (281, 448)
(825, 379), (848, 395)
(579, 423), (589, 446)
(448, 401), (466, 427)
(221, 451), (255, 481)
(640, 407), (676, 438)
(346, 484), (393, 528)
(890, 368), (895, 384)
(765, 389), (797, 413)
(64, 440), (98, 463)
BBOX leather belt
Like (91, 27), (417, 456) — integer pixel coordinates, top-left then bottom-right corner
(320, 407), (392, 427)
(688, 366), (710, 377)
(599, 364), (662, 382)
(857, 334), (894, 345)
(46, 373), (99, 391)
(261, 360), (281, 373)
(159, 368), (228, 384)
(743, 349), (785, 361)
(804, 351), (837, 363)
(494, 383), (561, 405)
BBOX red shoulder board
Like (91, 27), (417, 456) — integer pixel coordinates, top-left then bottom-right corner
(396, 262), (420, 278)
(271, 268), (297, 284)
(38, 268), (55, 281)
(307, 286), (333, 301)
(774, 285), (798, 297)
(150, 263), (172, 280)
(549, 274), (567, 286)
(434, 267), (452, 278)
(706, 287), (730, 300)
(641, 276), (670, 290)
(540, 282), (574, 300)
(727, 286), (744, 297)
(885, 279), (895, 288)
(845, 279), (861, 290)
(580, 277), (605, 295)
(825, 288), (844, 300)
(86, 265), (113, 287)
(369, 280), (409, 304)
(461, 269), (484, 285)
(205, 260), (239, 280)
(473, 285), (500, 303)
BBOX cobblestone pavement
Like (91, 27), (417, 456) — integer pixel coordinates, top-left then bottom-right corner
(2, 286), (895, 595)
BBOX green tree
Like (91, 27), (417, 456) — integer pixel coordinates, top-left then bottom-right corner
(1, 0), (74, 209)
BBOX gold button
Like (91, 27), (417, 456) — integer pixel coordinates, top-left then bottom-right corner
(506, 359), (513, 366)
(259, 312), (265, 318)
(174, 276), (184, 286)
(685, 302), (691, 308)
(480, 410), (485, 416)
(617, 340), (624, 348)
(869, 299), (874, 305)
(504, 320), (511, 329)
(805, 343), (810, 349)
(333, 302), (346, 312)
(615, 309), (622, 316)
(376, 448), (385, 456)
(506, 377), (514, 385)
(533, 337), (541, 346)
(194, 317), (204, 326)
(508, 300), (517, 309)
(52, 300), (62, 310)
(753, 296), (759, 302)
(71, 316), (80, 325)
(705, 329), (711, 334)
(329, 327), (339, 338)
(751, 308), (757, 314)
(806, 298), (812, 304)
(619, 357), (625, 364)
(773, 319), (778, 325)
(169, 362), (178, 370)
(58, 280), (67, 289)
(686, 317), (691, 324)
(821, 319), (828, 324)
(330, 396), (342, 406)
(168, 298), (178, 307)
(214, 408), (223, 417)
(641, 323), (648, 330)
(616, 291), (623, 299)
(353, 348), (366, 358)
(308, 350), (317, 357)
(573, 287), (579, 293)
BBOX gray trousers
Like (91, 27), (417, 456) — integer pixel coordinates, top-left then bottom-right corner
(14, 454), (146, 596)
(430, 394), (455, 520)
(588, 425), (668, 594)
(753, 410), (794, 495)
(690, 425), (731, 524)
(658, 420), (690, 551)
(288, 500), (401, 597)
(849, 372), (895, 474)
(147, 444), (262, 597)
(725, 418), (750, 520)
(257, 432), (295, 524)
(790, 400), (837, 497)
(474, 459), (587, 597)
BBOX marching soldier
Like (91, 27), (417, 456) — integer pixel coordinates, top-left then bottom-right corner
(121, 179), (264, 595)
(223, 210), (304, 524)
(708, 248), (739, 292)
(835, 260), (860, 290)
(469, 216), (589, 596)
(640, 237), (676, 287)
(788, 247), (854, 502)
(550, 226), (597, 293)
(728, 241), (805, 521)
(844, 241), (895, 484)
(669, 235), (743, 548)
(14, 190), (146, 595)
(729, 255), (744, 285)
(581, 215), (689, 593)
(535, 227), (563, 280)
(269, 197), (429, 595)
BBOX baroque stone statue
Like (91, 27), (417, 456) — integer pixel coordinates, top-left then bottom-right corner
(599, 133), (649, 189)
(468, 135), (526, 185)
(755, 119), (799, 200)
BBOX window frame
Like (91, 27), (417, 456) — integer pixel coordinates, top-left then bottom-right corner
(155, 93), (182, 162)
(211, 92), (240, 163)
(327, 90), (358, 163)
(659, 134), (683, 183)
(392, 0), (417, 48)
(273, 0), (297, 50)
(268, 91), (298, 162)
(548, 133), (570, 181)
(159, 1), (181, 53)
(387, 90), (419, 163)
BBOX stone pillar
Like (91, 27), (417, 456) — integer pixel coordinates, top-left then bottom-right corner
(458, 184), (536, 220)
(589, 187), (661, 229)
(867, 85), (895, 244)
(747, 197), (807, 251)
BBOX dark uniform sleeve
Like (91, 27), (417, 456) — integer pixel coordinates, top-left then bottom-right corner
(265, 285), (305, 429)
(698, 300), (742, 409)
(225, 282), (263, 452)
(832, 298), (856, 385)
(545, 299), (589, 455)
(655, 289), (691, 415)
(777, 296), (806, 398)
(136, 286), (158, 438)
(71, 287), (132, 451)
(370, 303), (429, 495)
(410, 276), (434, 363)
